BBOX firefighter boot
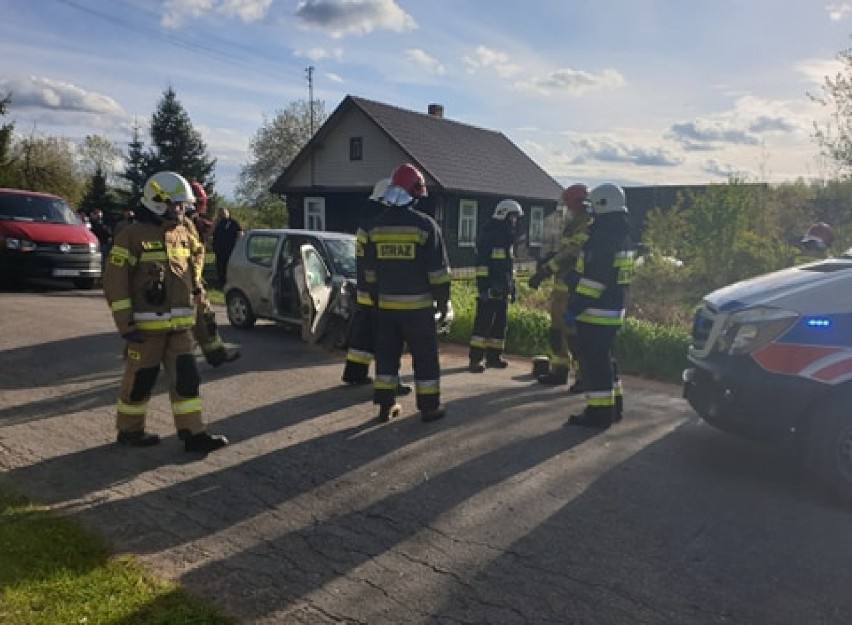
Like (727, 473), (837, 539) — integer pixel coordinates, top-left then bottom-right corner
(377, 403), (402, 423)
(468, 360), (485, 373)
(117, 430), (161, 447)
(180, 430), (230, 453)
(206, 346), (241, 367)
(485, 357), (509, 369)
(567, 409), (612, 430)
(421, 404), (447, 422)
(537, 368), (569, 385)
(396, 383), (412, 396)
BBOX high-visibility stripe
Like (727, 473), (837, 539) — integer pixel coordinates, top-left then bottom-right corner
(346, 348), (373, 365)
(429, 267), (451, 284)
(491, 249), (508, 259)
(576, 277), (605, 298)
(139, 251), (168, 262)
(577, 308), (624, 325)
(374, 374), (399, 390)
(469, 335), (489, 349)
(377, 294), (433, 310)
(117, 399), (148, 415)
(111, 298), (132, 312)
(356, 291), (374, 306)
(172, 397), (202, 415)
(370, 229), (426, 244)
(415, 379), (440, 395)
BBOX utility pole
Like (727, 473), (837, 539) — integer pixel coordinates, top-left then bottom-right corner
(306, 65), (315, 135)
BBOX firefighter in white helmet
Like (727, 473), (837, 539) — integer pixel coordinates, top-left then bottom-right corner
(468, 199), (523, 372)
(563, 183), (634, 429)
(103, 171), (229, 453)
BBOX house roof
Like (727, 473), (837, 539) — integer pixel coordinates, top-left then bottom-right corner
(272, 95), (564, 201)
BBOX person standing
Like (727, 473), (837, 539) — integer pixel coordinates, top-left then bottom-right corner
(102, 171), (229, 453)
(184, 182), (240, 368)
(527, 184), (591, 389)
(468, 199), (523, 373)
(341, 177), (411, 396)
(89, 208), (112, 257)
(563, 183), (634, 429)
(211, 207), (242, 287)
(795, 222), (833, 264)
(363, 163), (451, 422)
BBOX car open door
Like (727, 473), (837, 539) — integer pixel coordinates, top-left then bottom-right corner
(297, 243), (333, 343)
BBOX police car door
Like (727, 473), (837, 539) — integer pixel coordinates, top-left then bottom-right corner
(298, 243), (332, 343)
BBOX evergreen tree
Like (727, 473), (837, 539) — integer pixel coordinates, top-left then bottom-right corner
(146, 86), (216, 188)
(120, 121), (147, 207)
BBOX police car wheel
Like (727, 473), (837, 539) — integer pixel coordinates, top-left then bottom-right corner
(806, 396), (852, 509)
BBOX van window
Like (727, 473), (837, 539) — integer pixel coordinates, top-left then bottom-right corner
(0, 192), (77, 225)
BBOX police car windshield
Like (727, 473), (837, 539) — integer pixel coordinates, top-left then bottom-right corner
(0, 192), (79, 225)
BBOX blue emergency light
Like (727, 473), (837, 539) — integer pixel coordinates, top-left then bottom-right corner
(805, 317), (832, 328)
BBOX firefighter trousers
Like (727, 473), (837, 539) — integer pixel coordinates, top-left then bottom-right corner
(469, 296), (508, 363)
(116, 330), (204, 435)
(576, 322), (622, 422)
(342, 303), (374, 382)
(373, 307), (439, 412)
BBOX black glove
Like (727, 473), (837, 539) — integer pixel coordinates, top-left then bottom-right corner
(122, 328), (145, 343)
(528, 272), (544, 290)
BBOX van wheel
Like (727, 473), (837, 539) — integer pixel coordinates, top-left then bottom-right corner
(226, 290), (256, 329)
(806, 395), (852, 508)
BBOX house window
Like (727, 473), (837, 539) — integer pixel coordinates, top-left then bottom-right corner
(458, 199), (477, 247)
(529, 205), (544, 247)
(304, 197), (325, 231)
(349, 137), (363, 161)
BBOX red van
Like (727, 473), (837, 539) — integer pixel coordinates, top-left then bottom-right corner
(0, 188), (102, 289)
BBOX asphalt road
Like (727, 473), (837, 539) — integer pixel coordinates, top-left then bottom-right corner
(2, 286), (852, 624)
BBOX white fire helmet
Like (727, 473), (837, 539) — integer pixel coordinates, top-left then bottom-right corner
(370, 178), (391, 204)
(588, 183), (627, 215)
(492, 199), (524, 220)
(141, 171), (195, 216)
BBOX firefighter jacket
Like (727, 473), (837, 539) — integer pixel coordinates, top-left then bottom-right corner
(104, 216), (202, 336)
(363, 205), (451, 311)
(536, 218), (589, 318)
(475, 219), (516, 298)
(565, 212), (634, 326)
(183, 216), (207, 288)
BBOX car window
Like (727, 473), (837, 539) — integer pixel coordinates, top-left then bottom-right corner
(0, 193), (78, 224)
(304, 248), (329, 288)
(246, 233), (279, 267)
(323, 238), (357, 279)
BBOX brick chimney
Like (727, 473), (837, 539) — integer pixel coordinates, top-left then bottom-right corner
(427, 103), (444, 118)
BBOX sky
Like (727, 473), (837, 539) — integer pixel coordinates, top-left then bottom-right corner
(2, 0), (852, 200)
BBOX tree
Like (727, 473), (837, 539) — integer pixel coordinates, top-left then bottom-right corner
(120, 122), (147, 207)
(810, 47), (852, 176)
(236, 99), (327, 219)
(10, 132), (85, 203)
(0, 91), (16, 187)
(146, 86), (216, 188)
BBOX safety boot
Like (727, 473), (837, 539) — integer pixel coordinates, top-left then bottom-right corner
(421, 405), (447, 422)
(342, 375), (372, 386)
(181, 430), (230, 453)
(468, 360), (485, 373)
(377, 403), (402, 423)
(485, 357), (509, 369)
(537, 370), (568, 385)
(206, 347), (241, 367)
(566, 410), (612, 430)
(396, 383), (412, 396)
(117, 430), (161, 447)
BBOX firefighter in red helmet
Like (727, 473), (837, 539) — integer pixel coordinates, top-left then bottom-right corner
(527, 184), (591, 389)
(362, 163), (451, 423)
(796, 222), (833, 263)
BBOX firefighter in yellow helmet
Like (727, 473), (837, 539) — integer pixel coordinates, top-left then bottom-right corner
(528, 184), (591, 389)
(103, 171), (228, 453)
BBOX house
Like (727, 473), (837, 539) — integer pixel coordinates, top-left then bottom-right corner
(271, 95), (564, 268)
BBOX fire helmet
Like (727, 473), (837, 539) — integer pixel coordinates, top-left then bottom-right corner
(801, 222), (833, 250)
(493, 199), (524, 220)
(369, 178), (391, 203)
(560, 184), (590, 213)
(190, 181), (208, 214)
(588, 183), (627, 215)
(142, 171), (195, 217)
(381, 163), (427, 207)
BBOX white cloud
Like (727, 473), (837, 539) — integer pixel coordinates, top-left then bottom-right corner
(325, 72), (344, 83)
(570, 135), (682, 167)
(826, 2), (852, 21)
(1, 76), (125, 117)
(295, 46), (344, 61)
(516, 67), (626, 96)
(406, 49), (445, 75)
(295, 0), (416, 38)
(795, 57), (846, 84)
(463, 45), (521, 78)
(161, 0), (273, 27)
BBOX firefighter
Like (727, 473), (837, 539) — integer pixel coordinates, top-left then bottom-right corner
(185, 181), (240, 368)
(363, 163), (451, 423)
(795, 222), (833, 263)
(468, 199), (523, 373)
(563, 183), (634, 429)
(341, 178), (411, 396)
(103, 171), (229, 453)
(527, 184), (590, 389)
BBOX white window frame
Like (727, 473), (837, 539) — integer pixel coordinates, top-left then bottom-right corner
(458, 199), (477, 248)
(529, 205), (545, 247)
(304, 197), (326, 231)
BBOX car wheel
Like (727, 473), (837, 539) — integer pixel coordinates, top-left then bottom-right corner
(806, 393), (852, 508)
(226, 290), (256, 329)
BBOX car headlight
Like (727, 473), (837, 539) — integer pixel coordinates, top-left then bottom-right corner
(5, 238), (37, 252)
(717, 307), (799, 355)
